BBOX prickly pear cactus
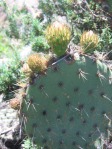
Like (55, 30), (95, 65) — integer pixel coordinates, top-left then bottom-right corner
(21, 54), (112, 149)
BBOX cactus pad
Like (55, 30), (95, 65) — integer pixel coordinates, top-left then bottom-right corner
(21, 54), (112, 149)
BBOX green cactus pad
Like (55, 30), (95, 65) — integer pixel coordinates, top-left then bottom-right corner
(21, 54), (112, 149)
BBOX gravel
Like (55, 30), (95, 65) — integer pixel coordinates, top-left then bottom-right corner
(0, 101), (22, 149)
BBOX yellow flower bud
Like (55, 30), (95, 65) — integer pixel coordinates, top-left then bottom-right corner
(27, 53), (48, 72)
(45, 21), (71, 56)
(80, 30), (99, 53)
